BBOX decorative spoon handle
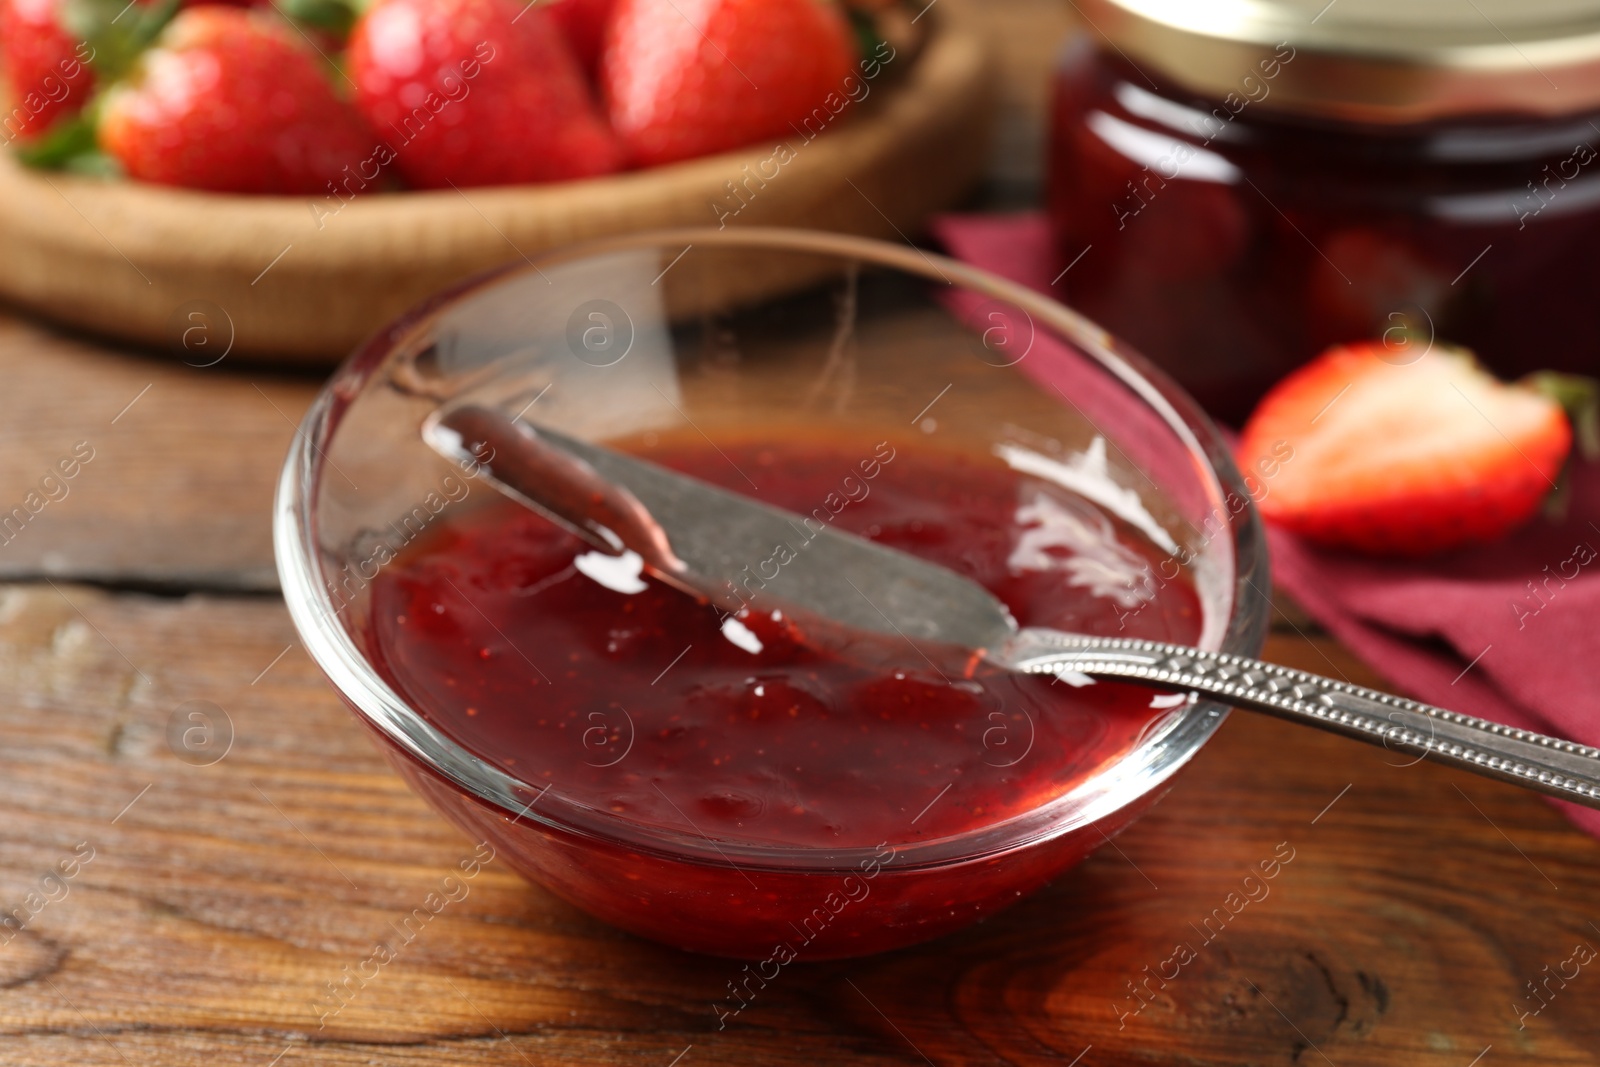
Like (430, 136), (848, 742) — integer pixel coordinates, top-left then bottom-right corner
(1001, 631), (1600, 810)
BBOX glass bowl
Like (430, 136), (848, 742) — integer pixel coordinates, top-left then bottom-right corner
(274, 227), (1270, 960)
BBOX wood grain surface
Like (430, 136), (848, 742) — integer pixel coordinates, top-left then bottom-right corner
(0, 312), (318, 589)
(0, 586), (1595, 1066)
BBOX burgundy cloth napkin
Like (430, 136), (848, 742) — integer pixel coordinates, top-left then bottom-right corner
(935, 211), (1600, 837)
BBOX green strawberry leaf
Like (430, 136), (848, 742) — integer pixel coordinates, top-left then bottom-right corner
(12, 113), (100, 169)
(61, 0), (180, 84)
(847, 6), (886, 63)
(62, 148), (123, 177)
(1524, 370), (1599, 523)
(270, 0), (359, 37)
(1526, 371), (1600, 461)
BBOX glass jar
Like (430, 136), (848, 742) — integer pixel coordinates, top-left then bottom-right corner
(1048, 0), (1600, 420)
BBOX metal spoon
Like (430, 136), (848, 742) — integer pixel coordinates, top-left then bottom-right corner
(426, 403), (1600, 811)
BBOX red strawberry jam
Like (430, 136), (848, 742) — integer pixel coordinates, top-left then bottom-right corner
(363, 436), (1203, 856)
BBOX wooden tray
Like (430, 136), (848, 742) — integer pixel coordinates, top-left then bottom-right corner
(0, 18), (992, 365)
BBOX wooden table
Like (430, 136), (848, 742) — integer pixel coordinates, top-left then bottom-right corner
(3, 10), (1599, 1064)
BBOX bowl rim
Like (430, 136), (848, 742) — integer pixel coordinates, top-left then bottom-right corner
(274, 225), (1272, 873)
(0, 17), (991, 364)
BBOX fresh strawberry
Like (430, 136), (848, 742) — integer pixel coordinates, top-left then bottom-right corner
(601, 0), (856, 167)
(98, 7), (374, 193)
(545, 0), (615, 74)
(1237, 341), (1575, 556)
(346, 0), (623, 189)
(0, 0), (96, 141)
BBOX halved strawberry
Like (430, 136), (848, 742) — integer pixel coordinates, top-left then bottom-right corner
(1237, 341), (1575, 556)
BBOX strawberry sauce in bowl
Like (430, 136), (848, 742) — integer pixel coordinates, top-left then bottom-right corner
(275, 229), (1269, 959)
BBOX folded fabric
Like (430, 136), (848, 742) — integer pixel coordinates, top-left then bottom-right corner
(934, 210), (1600, 837)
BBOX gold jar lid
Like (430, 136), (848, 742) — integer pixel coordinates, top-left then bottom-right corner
(1073, 0), (1600, 123)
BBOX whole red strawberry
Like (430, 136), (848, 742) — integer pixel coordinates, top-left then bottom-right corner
(601, 0), (857, 167)
(1237, 341), (1575, 556)
(0, 0), (96, 142)
(98, 7), (375, 194)
(346, 0), (624, 189)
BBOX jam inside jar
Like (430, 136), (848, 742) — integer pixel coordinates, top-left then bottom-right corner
(1048, 23), (1600, 421)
